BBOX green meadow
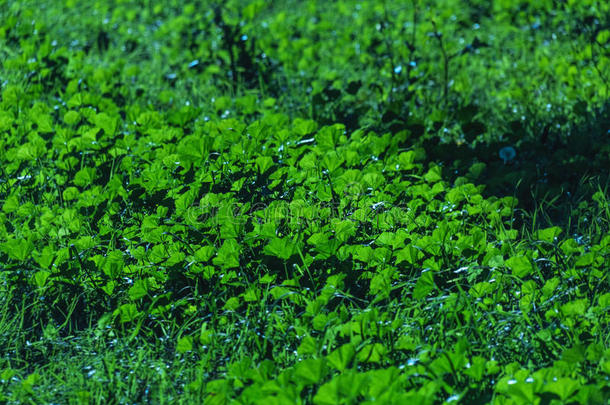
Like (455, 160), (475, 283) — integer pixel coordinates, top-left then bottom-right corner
(0, 0), (609, 403)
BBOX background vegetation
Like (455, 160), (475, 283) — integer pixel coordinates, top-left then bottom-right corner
(0, 0), (608, 403)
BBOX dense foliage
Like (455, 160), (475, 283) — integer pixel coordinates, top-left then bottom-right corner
(0, 0), (609, 403)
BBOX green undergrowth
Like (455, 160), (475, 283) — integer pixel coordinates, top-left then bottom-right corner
(1, 108), (609, 403)
(1, 0), (609, 404)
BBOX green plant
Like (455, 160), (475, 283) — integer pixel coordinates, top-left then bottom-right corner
(0, 0), (609, 403)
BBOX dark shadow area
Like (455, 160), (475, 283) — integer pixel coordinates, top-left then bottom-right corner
(420, 101), (609, 231)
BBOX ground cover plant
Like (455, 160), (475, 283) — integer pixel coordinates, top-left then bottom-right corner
(0, 0), (609, 403)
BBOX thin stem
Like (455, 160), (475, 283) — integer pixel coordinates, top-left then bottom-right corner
(431, 19), (450, 108)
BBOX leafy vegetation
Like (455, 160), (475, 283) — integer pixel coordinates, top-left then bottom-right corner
(0, 0), (609, 403)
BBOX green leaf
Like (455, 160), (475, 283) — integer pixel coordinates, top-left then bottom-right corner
(242, 286), (260, 302)
(33, 113), (54, 133)
(2, 238), (34, 262)
(376, 232), (395, 247)
(357, 343), (386, 363)
(297, 336), (318, 356)
(395, 245), (423, 265)
(177, 134), (213, 165)
(194, 245), (215, 262)
(353, 245), (374, 262)
(504, 380), (535, 403)
(373, 247), (392, 264)
(17, 136), (47, 160)
(362, 172), (384, 189)
(464, 356), (487, 381)
(560, 238), (582, 255)
(467, 162), (486, 179)
(94, 112), (118, 135)
(333, 220), (356, 244)
(327, 343), (355, 371)
(413, 270), (435, 299)
(574, 252), (594, 267)
(255, 156), (274, 174)
(596, 29), (610, 45)
(0, 110), (15, 132)
(242, 0), (265, 19)
(102, 250), (125, 279)
(313, 377), (342, 405)
(74, 236), (96, 250)
(398, 151), (417, 170)
(506, 255), (533, 278)
(315, 124), (344, 152)
(2, 195), (19, 213)
(199, 323), (214, 345)
(115, 303), (139, 323)
(20, 372), (41, 394)
(423, 165), (442, 183)
(534, 226), (562, 243)
(236, 94), (257, 114)
(63, 110), (80, 125)
(366, 367), (401, 398)
(541, 277), (560, 300)
(213, 96), (231, 111)
(369, 272), (390, 296)
(213, 239), (240, 269)
(293, 118), (318, 136)
(469, 282), (492, 298)
(293, 358), (327, 386)
(561, 344), (586, 363)
(308, 232), (339, 259)
(299, 152), (317, 170)
(73, 167), (96, 187)
(314, 372), (367, 405)
(321, 151), (344, 173)
(33, 245), (55, 268)
(128, 279), (150, 300)
(62, 186), (80, 201)
(101, 281), (116, 296)
(560, 299), (587, 317)
(177, 336), (193, 354)
(33, 270), (51, 288)
(487, 254), (505, 268)
(543, 377), (579, 401)
(264, 237), (295, 260)
(598, 293), (610, 308)
(223, 297), (240, 311)
(0, 368), (18, 384)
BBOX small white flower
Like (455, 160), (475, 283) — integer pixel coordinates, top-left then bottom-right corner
(499, 146), (516, 164)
